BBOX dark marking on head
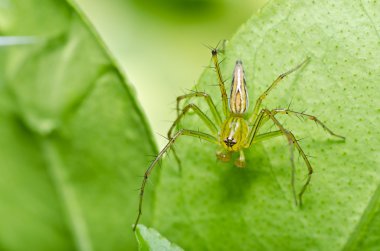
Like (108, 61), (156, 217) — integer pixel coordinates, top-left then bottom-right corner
(224, 138), (237, 147)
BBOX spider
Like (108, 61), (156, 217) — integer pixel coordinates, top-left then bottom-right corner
(132, 48), (345, 231)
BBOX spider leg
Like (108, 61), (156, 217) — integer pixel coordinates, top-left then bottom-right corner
(246, 109), (267, 147)
(167, 103), (218, 139)
(168, 103), (218, 168)
(176, 91), (223, 126)
(271, 109), (345, 140)
(246, 108), (280, 147)
(211, 49), (230, 118)
(133, 129), (218, 231)
(259, 109), (312, 206)
(250, 130), (283, 144)
(249, 58), (310, 124)
(246, 109), (299, 204)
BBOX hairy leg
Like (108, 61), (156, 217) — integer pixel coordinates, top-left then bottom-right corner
(168, 103), (218, 139)
(271, 108), (345, 140)
(176, 91), (223, 126)
(248, 108), (313, 205)
(249, 58), (310, 124)
(133, 129), (218, 231)
(211, 49), (229, 118)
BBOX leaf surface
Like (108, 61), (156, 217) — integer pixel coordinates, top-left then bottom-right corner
(135, 225), (183, 251)
(149, 0), (380, 250)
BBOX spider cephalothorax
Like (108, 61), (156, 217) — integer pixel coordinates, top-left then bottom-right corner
(133, 48), (345, 231)
(219, 116), (248, 153)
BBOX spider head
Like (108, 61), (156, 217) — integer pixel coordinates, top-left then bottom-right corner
(220, 116), (249, 152)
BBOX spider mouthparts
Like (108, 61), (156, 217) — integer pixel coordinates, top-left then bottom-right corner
(216, 151), (231, 162)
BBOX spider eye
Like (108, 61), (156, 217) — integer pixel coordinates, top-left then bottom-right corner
(224, 138), (237, 147)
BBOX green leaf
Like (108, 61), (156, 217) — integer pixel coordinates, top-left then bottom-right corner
(135, 225), (183, 251)
(0, 1), (157, 250)
(147, 0), (380, 250)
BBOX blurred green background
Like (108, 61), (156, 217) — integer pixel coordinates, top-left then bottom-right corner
(75, 0), (267, 147)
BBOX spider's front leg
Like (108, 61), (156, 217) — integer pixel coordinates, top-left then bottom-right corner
(176, 91), (223, 126)
(261, 109), (313, 206)
(177, 49), (230, 120)
(167, 103), (219, 167)
(271, 109), (345, 140)
(167, 103), (218, 140)
(133, 129), (218, 231)
(247, 108), (313, 206)
(249, 58), (310, 124)
(211, 49), (230, 118)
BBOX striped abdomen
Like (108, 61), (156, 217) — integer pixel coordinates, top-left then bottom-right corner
(229, 60), (248, 114)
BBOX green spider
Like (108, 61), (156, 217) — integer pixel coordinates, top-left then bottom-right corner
(133, 48), (345, 231)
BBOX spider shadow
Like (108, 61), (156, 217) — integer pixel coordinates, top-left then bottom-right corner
(217, 146), (273, 204)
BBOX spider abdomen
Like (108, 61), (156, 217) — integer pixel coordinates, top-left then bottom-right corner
(220, 116), (249, 152)
(230, 60), (249, 114)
